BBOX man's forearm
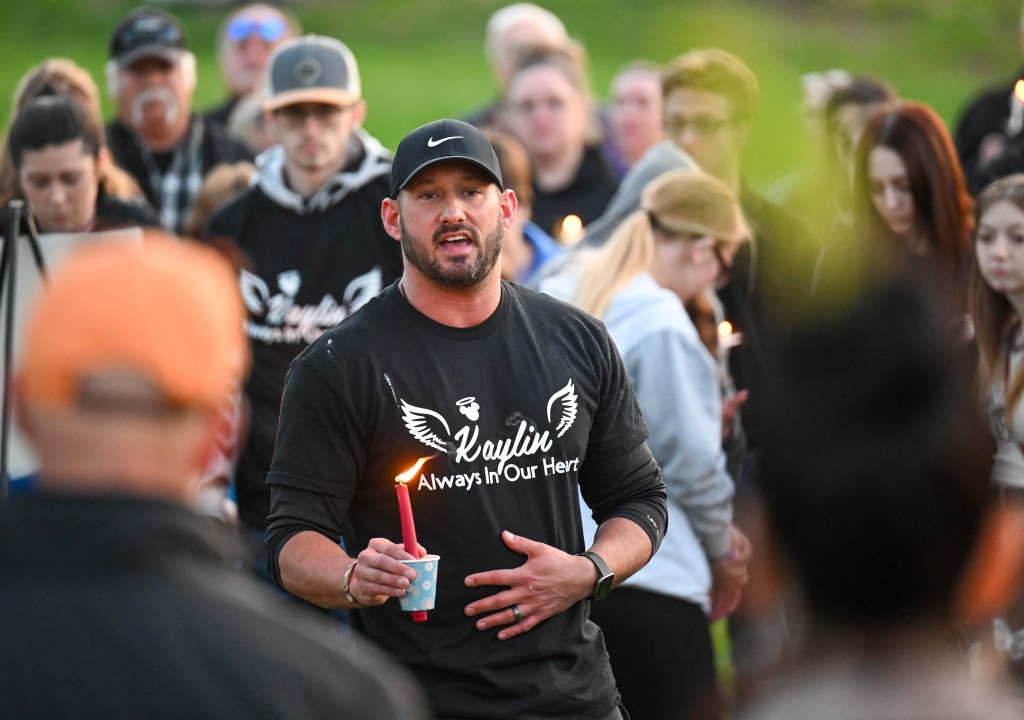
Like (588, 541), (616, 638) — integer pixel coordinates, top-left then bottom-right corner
(278, 530), (354, 609)
(589, 516), (655, 587)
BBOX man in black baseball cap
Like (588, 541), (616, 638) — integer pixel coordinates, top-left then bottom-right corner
(383, 118), (510, 292)
(109, 7), (188, 68)
(266, 115), (666, 719)
(390, 118), (503, 198)
(104, 6), (251, 235)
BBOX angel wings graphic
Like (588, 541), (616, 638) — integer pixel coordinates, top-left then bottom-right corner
(401, 379), (578, 452)
(239, 267), (382, 322)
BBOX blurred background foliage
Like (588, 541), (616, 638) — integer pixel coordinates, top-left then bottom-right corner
(0, 0), (1021, 188)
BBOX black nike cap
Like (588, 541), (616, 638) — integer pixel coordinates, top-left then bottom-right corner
(390, 119), (503, 198)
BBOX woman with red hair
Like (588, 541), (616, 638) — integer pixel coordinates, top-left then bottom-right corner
(852, 101), (974, 279)
(817, 101), (974, 323)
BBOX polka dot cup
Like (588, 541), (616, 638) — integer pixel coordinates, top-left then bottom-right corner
(399, 554), (440, 612)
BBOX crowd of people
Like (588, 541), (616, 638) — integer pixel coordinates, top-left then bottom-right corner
(3, 2), (1024, 719)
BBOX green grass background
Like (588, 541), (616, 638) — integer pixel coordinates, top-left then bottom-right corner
(0, 0), (1022, 190)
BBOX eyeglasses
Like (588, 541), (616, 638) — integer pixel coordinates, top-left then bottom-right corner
(227, 16), (287, 43)
(275, 103), (351, 126)
(664, 115), (736, 137)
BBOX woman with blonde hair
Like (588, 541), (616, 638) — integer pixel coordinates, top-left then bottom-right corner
(541, 168), (752, 720)
(503, 44), (618, 239)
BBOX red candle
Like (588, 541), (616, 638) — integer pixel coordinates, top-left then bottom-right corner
(395, 482), (420, 557)
(396, 458), (430, 623)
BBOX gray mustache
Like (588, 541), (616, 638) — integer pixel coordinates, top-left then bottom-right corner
(131, 88), (179, 128)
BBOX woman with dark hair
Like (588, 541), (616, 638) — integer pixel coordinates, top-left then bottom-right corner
(851, 101), (974, 278)
(0, 58), (146, 217)
(7, 95), (157, 235)
(816, 102), (973, 318)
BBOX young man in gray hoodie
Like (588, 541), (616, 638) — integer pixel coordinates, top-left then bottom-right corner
(204, 35), (403, 579)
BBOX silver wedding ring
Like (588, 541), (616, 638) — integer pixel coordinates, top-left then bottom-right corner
(511, 604), (522, 624)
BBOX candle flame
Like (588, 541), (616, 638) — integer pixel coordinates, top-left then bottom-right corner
(1014, 80), (1024, 103)
(718, 320), (733, 337)
(559, 215), (584, 245)
(396, 456), (432, 484)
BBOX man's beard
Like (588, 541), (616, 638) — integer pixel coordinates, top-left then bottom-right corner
(131, 87), (179, 129)
(400, 216), (503, 289)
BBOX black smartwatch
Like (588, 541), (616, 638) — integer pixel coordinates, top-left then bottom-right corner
(577, 551), (615, 601)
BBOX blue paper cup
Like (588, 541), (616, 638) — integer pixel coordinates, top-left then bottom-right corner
(399, 554), (440, 612)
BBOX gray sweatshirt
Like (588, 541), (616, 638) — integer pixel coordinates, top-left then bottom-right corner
(541, 270), (734, 609)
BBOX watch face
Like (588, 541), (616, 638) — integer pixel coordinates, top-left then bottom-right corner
(594, 572), (615, 601)
(579, 551), (615, 601)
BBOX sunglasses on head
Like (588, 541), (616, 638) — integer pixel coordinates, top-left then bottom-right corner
(227, 16), (287, 42)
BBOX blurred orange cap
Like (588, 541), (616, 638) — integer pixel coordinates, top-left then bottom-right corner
(18, 233), (248, 411)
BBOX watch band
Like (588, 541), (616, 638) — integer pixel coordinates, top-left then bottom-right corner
(577, 551), (615, 601)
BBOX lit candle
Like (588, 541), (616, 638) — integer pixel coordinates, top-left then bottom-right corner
(717, 320), (743, 350)
(396, 457), (431, 623)
(558, 214), (584, 245)
(1008, 80), (1024, 136)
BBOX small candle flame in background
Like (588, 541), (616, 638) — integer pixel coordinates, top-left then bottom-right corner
(1009, 80), (1024, 136)
(396, 456), (432, 484)
(558, 215), (584, 245)
(718, 320), (743, 349)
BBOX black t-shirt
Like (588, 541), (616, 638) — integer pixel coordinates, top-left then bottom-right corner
(266, 281), (667, 720)
(206, 176), (404, 529)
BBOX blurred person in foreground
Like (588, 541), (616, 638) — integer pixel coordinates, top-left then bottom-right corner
(541, 168), (753, 720)
(105, 6), (251, 234)
(738, 261), (1024, 719)
(205, 3), (300, 128)
(0, 234), (428, 720)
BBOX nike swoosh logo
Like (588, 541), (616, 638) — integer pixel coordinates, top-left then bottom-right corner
(427, 135), (463, 147)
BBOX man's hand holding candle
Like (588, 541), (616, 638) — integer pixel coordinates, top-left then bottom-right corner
(342, 538), (426, 608)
